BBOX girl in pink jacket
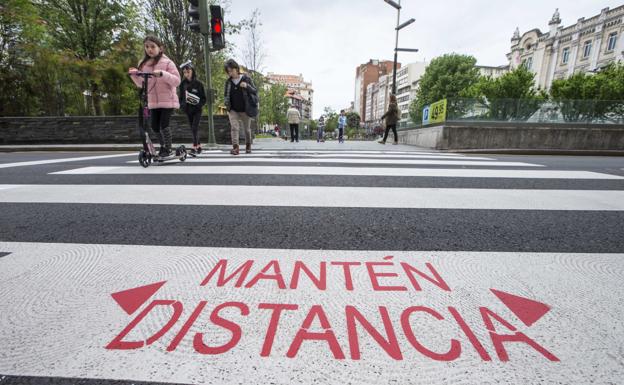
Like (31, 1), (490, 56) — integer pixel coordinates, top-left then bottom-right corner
(129, 35), (181, 157)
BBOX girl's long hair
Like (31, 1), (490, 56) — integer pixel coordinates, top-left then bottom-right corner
(138, 35), (165, 70)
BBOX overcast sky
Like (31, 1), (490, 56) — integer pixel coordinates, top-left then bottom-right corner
(227, 1), (624, 118)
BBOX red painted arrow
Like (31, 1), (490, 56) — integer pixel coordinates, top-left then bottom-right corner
(111, 281), (167, 315)
(491, 289), (551, 327)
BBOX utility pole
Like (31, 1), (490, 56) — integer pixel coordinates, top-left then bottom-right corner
(384, 0), (417, 95)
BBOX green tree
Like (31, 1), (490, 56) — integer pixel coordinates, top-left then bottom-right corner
(466, 66), (547, 120)
(346, 112), (360, 129)
(258, 83), (288, 128)
(550, 64), (624, 122)
(323, 107), (338, 133)
(0, 0), (46, 115)
(409, 53), (480, 123)
(39, 0), (137, 115)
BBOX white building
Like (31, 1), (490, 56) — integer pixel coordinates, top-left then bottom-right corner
(266, 73), (314, 120)
(395, 62), (428, 123)
(476, 65), (510, 79)
(374, 75), (391, 122)
(508, 7), (624, 90)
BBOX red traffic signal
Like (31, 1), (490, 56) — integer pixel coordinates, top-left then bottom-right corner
(210, 5), (226, 50)
(213, 19), (222, 34)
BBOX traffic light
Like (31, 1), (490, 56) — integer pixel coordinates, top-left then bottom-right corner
(188, 0), (209, 34)
(187, 0), (200, 33)
(210, 5), (226, 50)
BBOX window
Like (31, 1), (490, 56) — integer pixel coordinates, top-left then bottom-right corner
(607, 32), (618, 51)
(583, 40), (592, 58)
(522, 57), (533, 70)
(562, 47), (570, 64)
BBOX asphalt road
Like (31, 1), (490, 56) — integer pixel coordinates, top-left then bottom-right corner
(1, 140), (623, 385)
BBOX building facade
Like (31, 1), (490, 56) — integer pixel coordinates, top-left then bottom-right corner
(476, 65), (510, 79)
(354, 59), (398, 122)
(266, 73), (314, 120)
(362, 62), (427, 124)
(508, 6), (624, 90)
(374, 75), (391, 122)
(395, 62), (428, 123)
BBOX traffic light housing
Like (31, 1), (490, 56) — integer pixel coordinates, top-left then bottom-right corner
(188, 0), (209, 34)
(210, 5), (226, 50)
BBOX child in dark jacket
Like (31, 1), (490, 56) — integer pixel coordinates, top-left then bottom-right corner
(179, 61), (206, 153)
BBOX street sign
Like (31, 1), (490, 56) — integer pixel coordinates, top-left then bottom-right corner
(430, 99), (447, 125)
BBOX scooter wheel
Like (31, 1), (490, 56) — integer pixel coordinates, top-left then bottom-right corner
(138, 150), (150, 168)
(180, 152), (187, 162)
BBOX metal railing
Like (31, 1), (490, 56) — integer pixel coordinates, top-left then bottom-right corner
(398, 98), (624, 128)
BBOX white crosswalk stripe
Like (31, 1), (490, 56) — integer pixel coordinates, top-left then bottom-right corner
(2, 184), (623, 210)
(52, 165), (624, 179)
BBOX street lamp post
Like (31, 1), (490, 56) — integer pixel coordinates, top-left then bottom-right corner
(384, 0), (417, 95)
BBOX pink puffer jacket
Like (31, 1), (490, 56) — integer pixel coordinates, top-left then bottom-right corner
(131, 55), (181, 109)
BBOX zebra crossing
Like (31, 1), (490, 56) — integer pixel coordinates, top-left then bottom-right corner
(0, 146), (623, 385)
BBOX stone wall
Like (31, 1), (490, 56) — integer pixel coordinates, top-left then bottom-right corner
(0, 115), (234, 144)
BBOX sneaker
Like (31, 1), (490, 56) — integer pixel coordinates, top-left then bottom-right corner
(378, 140), (386, 145)
(392, 141), (399, 145)
(159, 148), (173, 158)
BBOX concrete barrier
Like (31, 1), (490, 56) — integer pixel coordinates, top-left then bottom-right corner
(398, 121), (624, 152)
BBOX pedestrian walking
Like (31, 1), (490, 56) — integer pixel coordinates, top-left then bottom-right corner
(338, 110), (347, 143)
(287, 105), (301, 143)
(178, 61), (206, 154)
(128, 35), (181, 158)
(317, 115), (325, 143)
(378, 94), (400, 145)
(224, 59), (258, 155)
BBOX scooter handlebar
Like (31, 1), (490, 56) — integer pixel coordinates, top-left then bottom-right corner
(129, 71), (155, 77)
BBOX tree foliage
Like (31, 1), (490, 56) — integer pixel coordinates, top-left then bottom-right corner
(551, 64), (624, 122)
(463, 66), (547, 121)
(409, 53), (480, 123)
(0, 0), (246, 117)
(258, 83), (288, 128)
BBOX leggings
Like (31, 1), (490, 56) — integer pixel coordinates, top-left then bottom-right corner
(186, 110), (201, 146)
(151, 108), (173, 149)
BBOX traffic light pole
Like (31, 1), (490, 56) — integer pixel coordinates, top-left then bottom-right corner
(189, 0), (224, 148)
(202, 34), (217, 148)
